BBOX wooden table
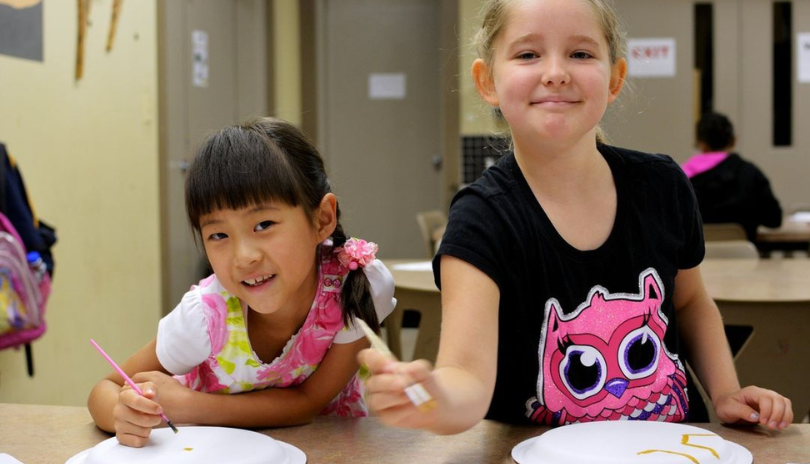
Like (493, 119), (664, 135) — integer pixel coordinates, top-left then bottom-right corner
(756, 218), (810, 255)
(2, 403), (809, 463)
(700, 258), (810, 421)
(383, 259), (441, 362)
(701, 258), (810, 302)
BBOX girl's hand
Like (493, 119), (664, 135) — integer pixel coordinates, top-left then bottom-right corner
(113, 371), (185, 447)
(714, 385), (793, 430)
(131, 371), (187, 416)
(358, 348), (443, 430)
(112, 381), (164, 448)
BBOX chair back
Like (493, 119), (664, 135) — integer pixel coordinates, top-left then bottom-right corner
(703, 223), (747, 241)
(416, 210), (447, 258)
(704, 240), (759, 259)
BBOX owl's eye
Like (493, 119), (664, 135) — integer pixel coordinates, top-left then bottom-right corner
(618, 326), (660, 380)
(559, 345), (607, 400)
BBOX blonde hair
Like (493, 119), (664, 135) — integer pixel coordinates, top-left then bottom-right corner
(472, 0), (627, 143)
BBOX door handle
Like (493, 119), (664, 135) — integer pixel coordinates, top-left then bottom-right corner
(169, 160), (191, 173)
(432, 155), (442, 170)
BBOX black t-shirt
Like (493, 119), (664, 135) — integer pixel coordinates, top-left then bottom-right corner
(433, 144), (705, 426)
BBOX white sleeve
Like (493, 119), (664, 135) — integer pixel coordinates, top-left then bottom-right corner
(156, 288), (212, 375)
(333, 258), (397, 344)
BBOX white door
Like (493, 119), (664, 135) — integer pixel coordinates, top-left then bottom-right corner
(318, 0), (445, 259)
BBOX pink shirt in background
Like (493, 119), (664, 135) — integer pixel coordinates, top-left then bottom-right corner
(680, 151), (729, 178)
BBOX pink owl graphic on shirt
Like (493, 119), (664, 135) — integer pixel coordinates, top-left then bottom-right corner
(525, 268), (689, 425)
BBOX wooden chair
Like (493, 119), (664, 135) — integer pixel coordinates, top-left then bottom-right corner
(390, 212), (445, 361)
(704, 240), (759, 259)
(703, 223), (747, 241)
(416, 210), (447, 258)
(686, 363), (718, 423)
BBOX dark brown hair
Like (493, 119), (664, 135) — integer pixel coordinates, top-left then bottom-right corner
(696, 112), (735, 151)
(185, 117), (379, 332)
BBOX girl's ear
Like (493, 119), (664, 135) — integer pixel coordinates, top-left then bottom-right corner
(608, 58), (628, 103)
(472, 59), (499, 107)
(315, 193), (338, 241)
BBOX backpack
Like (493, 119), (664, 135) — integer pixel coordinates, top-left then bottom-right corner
(0, 143), (55, 376)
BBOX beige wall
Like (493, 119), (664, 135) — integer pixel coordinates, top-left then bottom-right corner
(459, 0), (503, 136)
(0, 1), (161, 406)
(273, 0), (302, 127)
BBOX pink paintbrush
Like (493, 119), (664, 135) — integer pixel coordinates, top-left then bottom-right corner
(90, 338), (179, 434)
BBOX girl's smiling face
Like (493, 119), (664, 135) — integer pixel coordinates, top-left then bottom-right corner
(200, 197), (335, 318)
(474, 0), (626, 151)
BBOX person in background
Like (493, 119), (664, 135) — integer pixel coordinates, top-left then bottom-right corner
(359, 0), (793, 435)
(682, 112), (782, 242)
(88, 118), (396, 447)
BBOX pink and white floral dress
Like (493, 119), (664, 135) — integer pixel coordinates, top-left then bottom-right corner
(155, 244), (396, 416)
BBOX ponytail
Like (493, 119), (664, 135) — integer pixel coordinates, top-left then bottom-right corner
(331, 217), (381, 335)
(595, 125), (608, 145)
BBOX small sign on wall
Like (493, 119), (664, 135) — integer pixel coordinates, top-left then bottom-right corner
(0, 0), (43, 62)
(627, 38), (676, 78)
(192, 30), (209, 88)
(799, 33), (810, 83)
(368, 73), (406, 100)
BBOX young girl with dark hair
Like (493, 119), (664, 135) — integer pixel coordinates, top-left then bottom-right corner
(88, 117), (395, 447)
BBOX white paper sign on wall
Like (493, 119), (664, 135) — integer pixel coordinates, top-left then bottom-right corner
(369, 73), (407, 100)
(192, 30), (209, 88)
(798, 33), (810, 83)
(627, 38), (676, 78)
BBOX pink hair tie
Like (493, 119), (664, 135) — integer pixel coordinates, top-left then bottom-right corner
(336, 238), (378, 271)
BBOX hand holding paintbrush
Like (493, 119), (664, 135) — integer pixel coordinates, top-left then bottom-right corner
(355, 319), (436, 413)
(90, 339), (179, 434)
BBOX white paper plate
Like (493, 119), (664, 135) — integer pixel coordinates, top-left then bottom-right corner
(512, 421), (752, 464)
(65, 426), (306, 464)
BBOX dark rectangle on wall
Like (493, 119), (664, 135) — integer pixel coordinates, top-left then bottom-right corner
(461, 135), (510, 184)
(694, 3), (713, 116)
(0, 2), (44, 62)
(772, 2), (792, 147)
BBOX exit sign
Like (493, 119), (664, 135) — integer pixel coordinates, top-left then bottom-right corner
(627, 38), (677, 78)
